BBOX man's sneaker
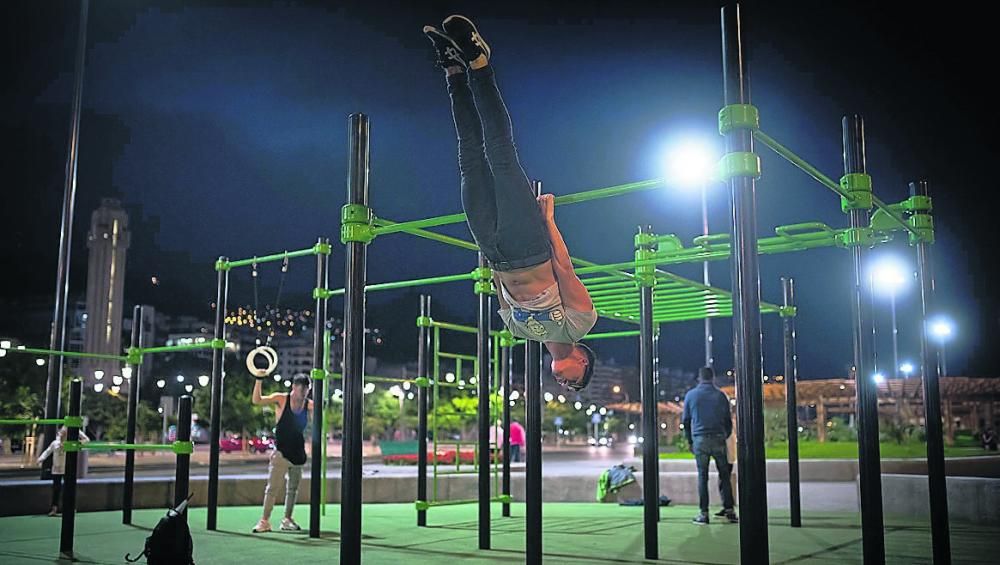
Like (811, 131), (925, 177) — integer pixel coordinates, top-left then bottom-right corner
(692, 513), (710, 526)
(442, 15), (491, 64)
(251, 518), (271, 533)
(423, 26), (466, 69)
(715, 509), (739, 523)
(280, 517), (302, 531)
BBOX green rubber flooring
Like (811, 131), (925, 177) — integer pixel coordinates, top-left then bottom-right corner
(1, 503), (995, 564)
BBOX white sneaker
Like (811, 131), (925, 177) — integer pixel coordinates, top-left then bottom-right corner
(280, 517), (302, 531)
(252, 518), (271, 533)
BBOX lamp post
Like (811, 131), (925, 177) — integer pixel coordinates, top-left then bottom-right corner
(872, 258), (909, 378)
(930, 319), (954, 377)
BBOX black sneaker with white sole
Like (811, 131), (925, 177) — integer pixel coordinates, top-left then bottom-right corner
(692, 513), (710, 526)
(442, 15), (491, 64)
(423, 26), (466, 69)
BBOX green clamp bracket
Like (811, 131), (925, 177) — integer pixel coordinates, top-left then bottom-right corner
(415, 500), (430, 511)
(125, 347), (144, 366)
(63, 415), (84, 429)
(654, 234), (684, 254)
(172, 441), (194, 455)
(313, 241), (333, 255)
(718, 152), (761, 182)
(908, 214), (935, 245)
(779, 306), (798, 318)
(214, 258), (231, 272)
(311, 368), (328, 381)
(901, 195), (932, 214)
(63, 440), (82, 453)
(313, 287), (333, 300)
(870, 204), (906, 233)
(838, 227), (878, 248)
(474, 281), (494, 295)
(718, 104), (760, 134)
(416, 316), (433, 328)
(839, 173), (873, 212)
(498, 330), (515, 348)
(472, 266), (494, 295)
(495, 494), (514, 504)
(211, 339), (226, 350)
(341, 204), (376, 244)
(634, 232), (658, 288)
(413, 377), (431, 388)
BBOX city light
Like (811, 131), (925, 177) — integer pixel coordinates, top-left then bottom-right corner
(900, 362), (914, 377)
(0, 349), (5, 358)
(185, 384), (194, 393)
(589, 404), (597, 412)
(407, 392), (415, 400)
(599, 407), (607, 415)
(35, 358), (45, 366)
(574, 401), (583, 410)
(665, 138), (717, 188)
(122, 367), (132, 379)
(931, 318), (954, 339)
(403, 381), (411, 391)
(445, 372), (456, 383)
(509, 390), (520, 401)
(543, 392), (554, 402)
(612, 385), (621, 394)
(111, 385), (121, 394)
(112, 375), (123, 386)
(364, 383), (376, 394)
(660, 422), (667, 429)
(557, 394), (566, 403)
(873, 373), (886, 384)
(283, 380), (291, 388)
(156, 379), (166, 389)
(629, 423), (635, 430)
(871, 257), (909, 295)
(94, 383), (104, 393)
(0, 340), (10, 349)
(176, 375), (185, 383)
(198, 375), (210, 387)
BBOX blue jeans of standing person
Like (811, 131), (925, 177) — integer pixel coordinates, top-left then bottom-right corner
(447, 65), (552, 272)
(693, 433), (735, 513)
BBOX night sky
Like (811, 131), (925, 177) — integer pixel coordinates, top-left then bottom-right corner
(2, 1), (997, 379)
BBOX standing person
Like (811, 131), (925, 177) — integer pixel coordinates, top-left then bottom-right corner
(423, 15), (598, 391)
(508, 419), (526, 463)
(37, 425), (89, 516)
(251, 374), (312, 533)
(682, 367), (738, 525)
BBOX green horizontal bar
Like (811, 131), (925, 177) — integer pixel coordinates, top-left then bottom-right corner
(326, 373), (462, 389)
(0, 346), (126, 362)
(578, 275), (627, 285)
(0, 418), (65, 426)
(78, 442), (175, 452)
(581, 330), (641, 341)
(417, 496), (511, 510)
(372, 218), (479, 251)
(431, 321), (478, 334)
(140, 342), (217, 355)
(225, 247), (319, 270)
(324, 272), (474, 297)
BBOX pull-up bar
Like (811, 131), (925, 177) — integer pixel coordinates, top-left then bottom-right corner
(215, 242), (332, 271)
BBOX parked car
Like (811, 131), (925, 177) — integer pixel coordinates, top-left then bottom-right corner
(167, 423), (209, 444)
(219, 434), (274, 454)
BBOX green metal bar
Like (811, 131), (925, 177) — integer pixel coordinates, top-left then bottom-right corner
(871, 194), (923, 240)
(224, 246), (320, 270)
(752, 130), (850, 198)
(372, 218), (479, 252)
(432, 326), (440, 502)
(324, 272), (474, 297)
(431, 321), (478, 334)
(0, 346), (126, 362)
(374, 179), (664, 236)
(78, 442), (176, 452)
(416, 496), (512, 510)
(581, 330), (641, 341)
(139, 342), (218, 355)
(321, 328), (331, 517)
(0, 418), (66, 426)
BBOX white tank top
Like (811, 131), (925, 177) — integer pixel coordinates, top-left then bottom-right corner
(498, 282), (597, 343)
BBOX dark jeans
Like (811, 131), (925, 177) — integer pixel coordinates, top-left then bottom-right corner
(509, 444), (522, 462)
(693, 434), (735, 513)
(51, 475), (63, 510)
(448, 65), (551, 271)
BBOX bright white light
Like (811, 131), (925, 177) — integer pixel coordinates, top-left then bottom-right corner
(543, 392), (554, 402)
(900, 362), (914, 376)
(574, 401), (583, 410)
(666, 139), (717, 187)
(588, 437), (597, 446)
(94, 383), (105, 393)
(797, 426), (804, 433)
(274, 374), (282, 382)
(628, 435), (638, 444)
(283, 380), (291, 388)
(407, 392), (415, 400)
(469, 376), (477, 385)
(0, 340), (10, 349)
(176, 375), (185, 383)
(660, 422), (667, 429)
(0, 349), (5, 358)
(334, 388), (343, 396)
(730, 398), (737, 406)
(198, 375), (210, 387)
(637, 436), (645, 444)
(599, 407), (607, 415)
(509, 390), (520, 401)
(403, 381), (411, 391)
(873, 373), (886, 384)
(931, 319), (954, 340)
(112, 375), (124, 386)
(557, 394), (566, 403)
(184, 384), (194, 393)
(35, 358), (46, 366)
(389, 385), (403, 397)
(156, 379), (166, 389)
(612, 385), (621, 394)
(598, 437), (608, 446)
(871, 258), (909, 295)
(157, 407), (163, 414)
(629, 423), (635, 430)
(364, 383), (376, 394)
(445, 372), (456, 383)
(122, 367), (133, 379)
(509, 400), (516, 407)
(589, 404), (597, 412)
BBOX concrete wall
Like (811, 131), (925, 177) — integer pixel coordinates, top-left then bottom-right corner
(880, 474), (1000, 525)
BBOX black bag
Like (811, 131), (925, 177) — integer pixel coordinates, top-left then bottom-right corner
(126, 494), (195, 565)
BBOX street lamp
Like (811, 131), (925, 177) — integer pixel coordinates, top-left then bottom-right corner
(198, 375), (210, 387)
(667, 139), (718, 368)
(930, 318), (954, 376)
(899, 362), (914, 378)
(156, 379), (166, 389)
(873, 373), (886, 384)
(871, 257), (909, 379)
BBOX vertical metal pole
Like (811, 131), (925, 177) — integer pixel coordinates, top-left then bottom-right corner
(910, 180), (951, 564)
(525, 340), (543, 564)
(637, 225), (659, 559)
(340, 113), (370, 564)
(175, 395), (192, 520)
(477, 254), (492, 549)
(781, 278), (801, 527)
(59, 379), (82, 559)
(310, 239), (330, 538)
(417, 295), (431, 526)
(43, 0), (89, 480)
(702, 185), (714, 368)
(891, 292), (899, 378)
(501, 342), (512, 518)
(721, 5), (769, 562)
(123, 305), (143, 524)
(207, 259), (228, 530)
(653, 324), (662, 522)
(843, 114), (885, 564)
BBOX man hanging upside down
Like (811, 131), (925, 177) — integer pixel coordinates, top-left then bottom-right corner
(424, 15), (598, 391)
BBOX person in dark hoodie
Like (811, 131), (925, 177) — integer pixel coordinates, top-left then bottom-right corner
(683, 367), (738, 525)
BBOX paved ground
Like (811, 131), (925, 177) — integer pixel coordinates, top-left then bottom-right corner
(2, 503), (996, 564)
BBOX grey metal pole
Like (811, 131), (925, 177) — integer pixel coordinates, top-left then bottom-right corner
(525, 340), (543, 565)
(476, 253), (492, 550)
(123, 305), (143, 524)
(721, 5), (769, 562)
(781, 278), (801, 527)
(310, 238), (330, 538)
(207, 259), (228, 530)
(417, 295), (430, 526)
(501, 340), (512, 518)
(43, 0), (89, 481)
(702, 186), (714, 368)
(843, 114), (885, 564)
(910, 180), (951, 564)
(891, 291), (899, 379)
(175, 395), (192, 519)
(59, 379), (82, 559)
(340, 113), (371, 564)
(636, 225), (659, 558)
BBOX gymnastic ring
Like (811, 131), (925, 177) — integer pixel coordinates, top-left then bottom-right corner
(246, 346), (278, 378)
